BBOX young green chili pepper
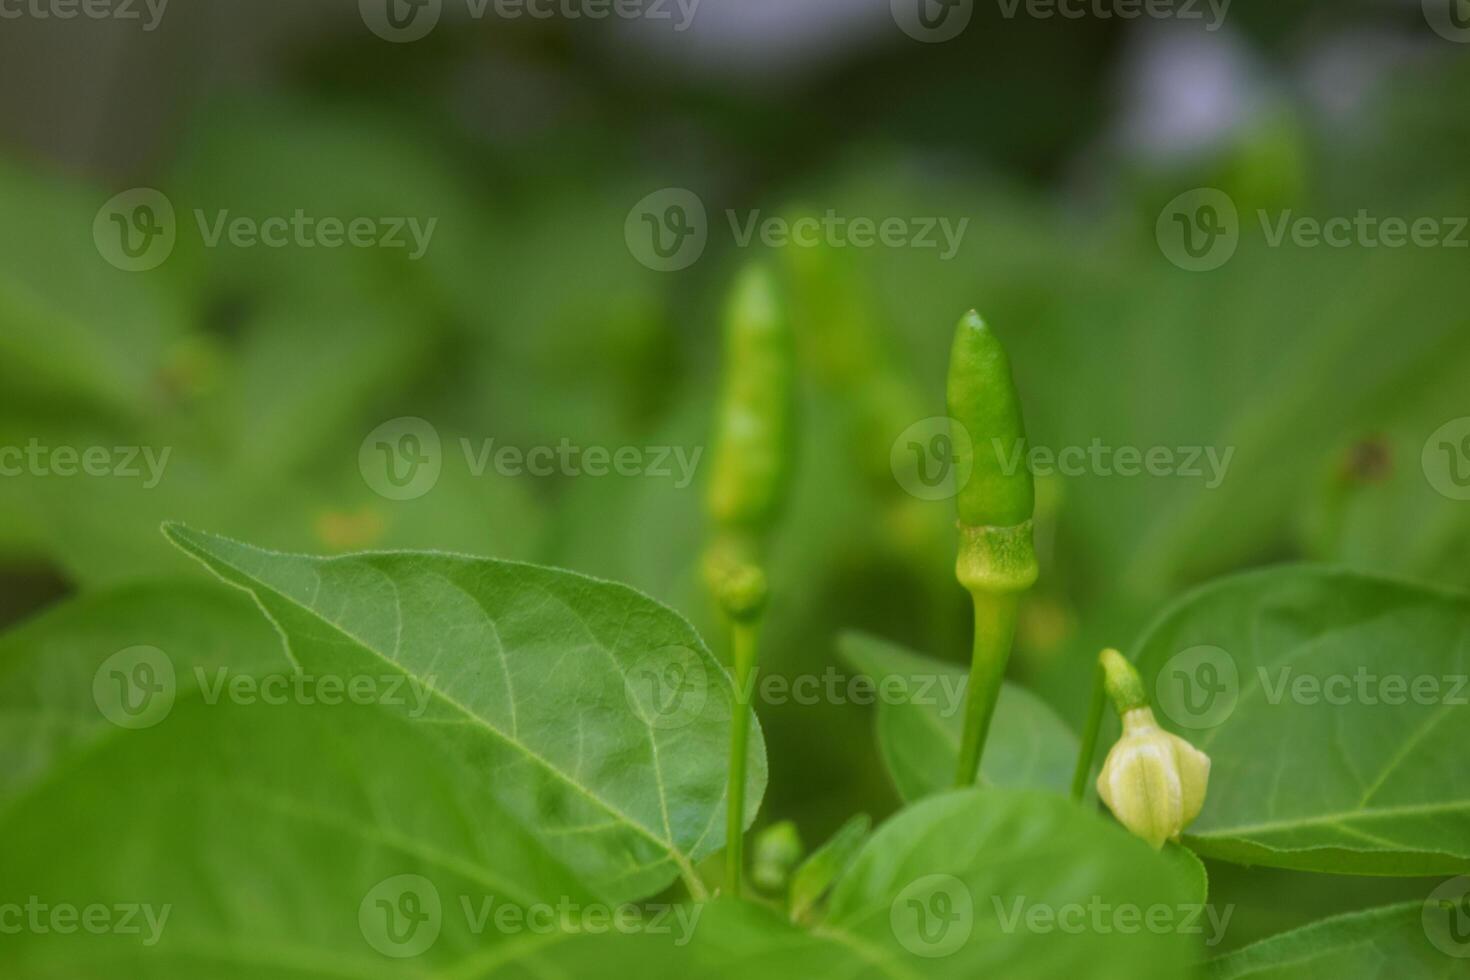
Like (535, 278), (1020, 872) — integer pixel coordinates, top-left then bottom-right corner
(703, 261), (794, 898)
(948, 311), (1039, 787)
(706, 262), (795, 540)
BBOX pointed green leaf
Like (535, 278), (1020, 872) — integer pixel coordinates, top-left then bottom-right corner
(1135, 566), (1470, 875)
(788, 813), (870, 924)
(164, 524), (765, 901)
(1208, 902), (1453, 979)
(523, 789), (1203, 979)
(0, 584), (605, 976)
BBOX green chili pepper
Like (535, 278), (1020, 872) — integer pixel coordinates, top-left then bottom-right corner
(702, 261), (795, 899)
(948, 311), (1039, 788)
(948, 309), (1034, 529)
(706, 262), (795, 535)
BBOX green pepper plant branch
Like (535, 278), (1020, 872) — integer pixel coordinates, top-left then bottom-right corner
(703, 294), (1210, 898)
(702, 262), (794, 898)
(946, 312), (1039, 787)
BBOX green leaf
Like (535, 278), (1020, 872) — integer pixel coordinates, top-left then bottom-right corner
(164, 524), (765, 901)
(0, 159), (188, 416)
(1207, 903), (1451, 979)
(0, 581), (283, 814)
(788, 813), (871, 924)
(524, 789), (1203, 979)
(2, 697), (603, 977)
(1134, 565), (1470, 875)
(0, 575), (758, 977)
(838, 632), (1078, 801)
(1163, 844), (1210, 907)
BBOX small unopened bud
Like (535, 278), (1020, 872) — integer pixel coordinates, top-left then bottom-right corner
(701, 538), (768, 623)
(1096, 706), (1211, 849)
(750, 820), (804, 892)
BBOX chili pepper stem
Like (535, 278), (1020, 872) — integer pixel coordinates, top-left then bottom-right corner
(954, 591), (1021, 787)
(725, 618), (760, 897)
(945, 312), (1037, 787)
(1071, 658), (1108, 802)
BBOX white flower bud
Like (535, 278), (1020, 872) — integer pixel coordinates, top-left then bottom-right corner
(1096, 707), (1210, 849)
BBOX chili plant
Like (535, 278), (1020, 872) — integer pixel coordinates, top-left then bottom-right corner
(1, 297), (1466, 979)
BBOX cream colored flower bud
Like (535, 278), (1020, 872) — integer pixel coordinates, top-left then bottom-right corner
(1096, 707), (1210, 849)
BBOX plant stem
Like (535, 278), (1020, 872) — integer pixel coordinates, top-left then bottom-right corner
(953, 591), (1021, 787)
(1071, 659), (1107, 802)
(681, 864), (710, 902)
(725, 618), (759, 896)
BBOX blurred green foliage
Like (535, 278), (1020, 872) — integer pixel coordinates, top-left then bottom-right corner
(2, 18), (1468, 952)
